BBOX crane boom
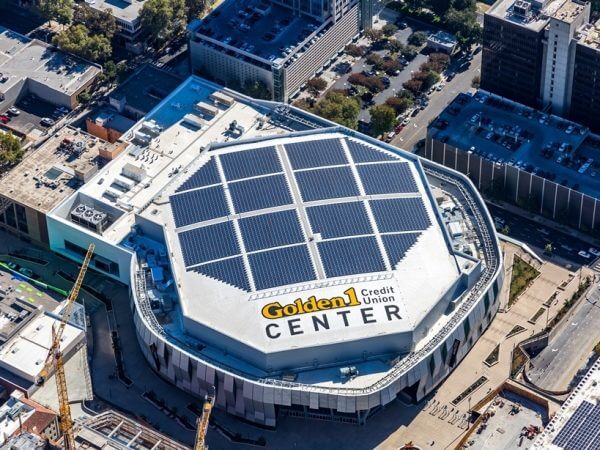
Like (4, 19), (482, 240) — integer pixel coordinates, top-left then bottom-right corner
(195, 388), (215, 450)
(38, 243), (95, 450)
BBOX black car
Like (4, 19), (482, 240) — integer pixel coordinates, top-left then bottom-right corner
(381, 76), (391, 87)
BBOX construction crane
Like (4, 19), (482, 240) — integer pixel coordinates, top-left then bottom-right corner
(37, 243), (95, 450)
(194, 387), (215, 450)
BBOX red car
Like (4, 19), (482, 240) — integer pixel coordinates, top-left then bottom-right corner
(0, 115), (10, 124)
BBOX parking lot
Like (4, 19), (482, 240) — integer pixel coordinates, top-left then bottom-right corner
(0, 95), (68, 137)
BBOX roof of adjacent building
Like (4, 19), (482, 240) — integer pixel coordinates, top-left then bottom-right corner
(109, 64), (183, 116)
(87, 0), (147, 24)
(0, 26), (101, 98)
(88, 107), (136, 133)
(0, 127), (120, 214)
(486, 0), (587, 31)
(576, 19), (600, 49)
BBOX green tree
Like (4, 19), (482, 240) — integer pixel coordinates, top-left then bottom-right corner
(408, 31), (428, 46)
(345, 44), (365, 57)
(186, 0), (208, 20)
(38, 0), (74, 26)
(444, 8), (482, 50)
(53, 25), (112, 62)
(140, 0), (175, 44)
(313, 91), (360, 129)
(382, 23), (398, 37)
(385, 96), (413, 115)
(544, 243), (554, 255)
(428, 0), (452, 16)
(0, 132), (24, 165)
(73, 5), (117, 39)
(365, 28), (384, 43)
(386, 38), (404, 53)
(472, 75), (481, 88)
(369, 104), (396, 136)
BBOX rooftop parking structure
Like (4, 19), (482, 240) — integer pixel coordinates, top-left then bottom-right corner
(195, 1), (321, 63)
(430, 91), (600, 199)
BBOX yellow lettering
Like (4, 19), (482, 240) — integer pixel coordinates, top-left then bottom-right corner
(345, 288), (360, 306)
(262, 302), (284, 319)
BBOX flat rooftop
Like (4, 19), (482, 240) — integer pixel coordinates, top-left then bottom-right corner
(89, 107), (136, 133)
(486, 0), (581, 31)
(533, 359), (600, 449)
(87, 0), (146, 23)
(0, 26), (101, 98)
(429, 90), (600, 198)
(193, 1), (321, 62)
(51, 76), (330, 244)
(576, 20), (600, 49)
(109, 64), (183, 116)
(0, 127), (120, 213)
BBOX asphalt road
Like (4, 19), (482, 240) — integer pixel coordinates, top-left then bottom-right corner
(391, 51), (482, 152)
(527, 284), (600, 391)
(486, 203), (595, 267)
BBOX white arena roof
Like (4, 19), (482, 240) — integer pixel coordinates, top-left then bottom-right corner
(159, 131), (472, 370)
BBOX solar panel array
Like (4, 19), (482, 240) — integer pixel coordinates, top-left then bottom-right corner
(170, 138), (438, 292)
(553, 401), (600, 450)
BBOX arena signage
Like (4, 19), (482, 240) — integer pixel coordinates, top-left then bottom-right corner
(261, 285), (406, 339)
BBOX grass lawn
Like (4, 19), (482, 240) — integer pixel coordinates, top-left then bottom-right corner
(508, 255), (540, 307)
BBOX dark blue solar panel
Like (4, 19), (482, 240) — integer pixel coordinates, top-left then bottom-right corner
(318, 237), (385, 278)
(220, 146), (282, 181)
(170, 186), (230, 227)
(567, 403), (600, 450)
(239, 210), (304, 252)
(346, 139), (398, 163)
(192, 256), (250, 291)
(382, 233), (421, 268)
(179, 222), (239, 266)
(370, 198), (431, 232)
(229, 174), (293, 213)
(249, 245), (316, 290)
(285, 139), (347, 170)
(358, 163), (418, 194)
(176, 159), (220, 192)
(553, 401), (595, 448)
(295, 167), (360, 202)
(307, 202), (372, 239)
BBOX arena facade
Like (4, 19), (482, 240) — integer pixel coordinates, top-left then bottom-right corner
(46, 76), (503, 425)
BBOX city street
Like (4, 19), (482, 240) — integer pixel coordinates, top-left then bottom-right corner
(527, 283), (600, 391)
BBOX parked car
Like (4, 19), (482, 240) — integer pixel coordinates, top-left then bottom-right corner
(0, 115), (9, 124)
(40, 117), (55, 127)
(401, 118), (410, 126)
(7, 107), (20, 116)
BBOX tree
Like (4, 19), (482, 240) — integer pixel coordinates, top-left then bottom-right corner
(78, 91), (91, 104)
(186, 0), (208, 20)
(243, 80), (271, 100)
(408, 31), (428, 46)
(382, 23), (398, 37)
(544, 243), (554, 255)
(345, 44), (365, 57)
(313, 91), (360, 129)
(428, 0), (453, 16)
(73, 4), (117, 39)
(38, 0), (74, 26)
(53, 25), (112, 62)
(306, 77), (328, 96)
(101, 60), (128, 84)
(422, 70), (440, 90)
(472, 75), (481, 88)
(444, 8), (482, 50)
(0, 132), (23, 165)
(403, 78), (423, 94)
(382, 58), (401, 74)
(501, 225), (510, 235)
(369, 104), (396, 136)
(385, 96), (413, 115)
(140, 0), (181, 46)
(365, 28), (384, 43)
(363, 76), (385, 92)
(386, 38), (404, 53)
(366, 53), (383, 69)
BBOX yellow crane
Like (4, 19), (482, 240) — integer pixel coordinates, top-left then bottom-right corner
(37, 244), (95, 450)
(194, 387), (215, 450)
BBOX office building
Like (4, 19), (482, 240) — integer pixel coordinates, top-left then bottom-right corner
(86, 0), (148, 53)
(188, 0), (368, 101)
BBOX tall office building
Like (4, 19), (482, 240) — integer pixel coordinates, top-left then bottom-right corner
(482, 0), (600, 131)
(188, 0), (372, 101)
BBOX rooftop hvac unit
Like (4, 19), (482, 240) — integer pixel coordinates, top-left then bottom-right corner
(141, 120), (162, 136)
(133, 130), (152, 145)
(70, 203), (109, 233)
(513, 0), (532, 19)
(340, 366), (359, 380)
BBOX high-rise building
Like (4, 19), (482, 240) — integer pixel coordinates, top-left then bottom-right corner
(188, 0), (371, 101)
(482, 0), (600, 131)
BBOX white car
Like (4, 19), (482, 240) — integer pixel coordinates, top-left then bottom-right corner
(7, 107), (20, 116)
(578, 250), (591, 259)
(589, 247), (600, 257)
(40, 117), (55, 127)
(401, 118), (410, 126)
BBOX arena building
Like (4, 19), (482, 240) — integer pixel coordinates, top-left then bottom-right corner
(45, 76), (503, 425)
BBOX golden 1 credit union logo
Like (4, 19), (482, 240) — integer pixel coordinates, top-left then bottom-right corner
(261, 286), (402, 340)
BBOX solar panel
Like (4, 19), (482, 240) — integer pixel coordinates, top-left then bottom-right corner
(191, 256), (250, 291)
(382, 233), (421, 268)
(567, 403), (600, 450)
(239, 210), (304, 252)
(346, 139), (398, 163)
(553, 401), (595, 448)
(370, 198), (431, 232)
(285, 139), (347, 170)
(176, 159), (220, 192)
(249, 245), (316, 290)
(358, 162), (418, 194)
(220, 146), (282, 181)
(307, 202), (372, 239)
(295, 167), (360, 202)
(170, 186), (230, 227)
(179, 221), (239, 266)
(229, 174), (293, 213)
(318, 237), (385, 278)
